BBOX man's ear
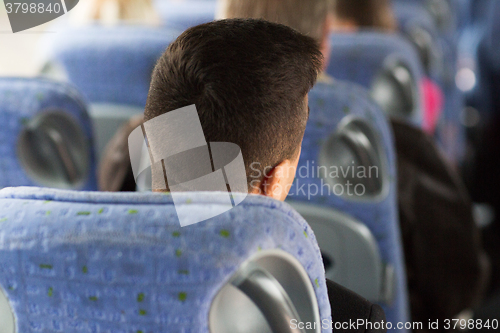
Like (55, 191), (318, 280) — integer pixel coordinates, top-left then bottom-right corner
(257, 148), (301, 201)
(258, 160), (296, 201)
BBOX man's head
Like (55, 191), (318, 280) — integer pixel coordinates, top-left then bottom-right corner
(217, 0), (333, 69)
(144, 19), (322, 201)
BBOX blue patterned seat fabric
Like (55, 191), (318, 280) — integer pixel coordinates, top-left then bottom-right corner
(289, 81), (410, 332)
(42, 26), (180, 108)
(0, 187), (331, 333)
(326, 32), (425, 127)
(0, 78), (97, 190)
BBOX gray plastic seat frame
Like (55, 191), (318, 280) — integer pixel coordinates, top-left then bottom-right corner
(17, 110), (91, 189)
(319, 116), (391, 202)
(209, 249), (321, 333)
(289, 202), (395, 304)
(370, 56), (420, 122)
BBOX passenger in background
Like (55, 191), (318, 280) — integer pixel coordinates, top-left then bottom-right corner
(70, 0), (161, 26)
(331, 0), (443, 135)
(330, 0), (396, 33)
(217, 0), (334, 77)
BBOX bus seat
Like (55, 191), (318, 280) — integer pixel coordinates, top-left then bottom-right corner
(287, 81), (410, 332)
(0, 187), (331, 333)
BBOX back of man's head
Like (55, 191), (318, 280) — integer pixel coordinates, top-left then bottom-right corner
(217, 0), (332, 43)
(144, 19), (322, 192)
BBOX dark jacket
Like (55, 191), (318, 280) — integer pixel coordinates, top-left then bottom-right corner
(391, 119), (490, 331)
(327, 279), (387, 333)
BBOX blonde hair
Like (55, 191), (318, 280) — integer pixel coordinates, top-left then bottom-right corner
(217, 0), (332, 42)
(333, 0), (397, 32)
(71, 0), (160, 26)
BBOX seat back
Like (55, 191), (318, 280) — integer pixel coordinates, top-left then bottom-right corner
(39, 26), (179, 162)
(0, 78), (96, 190)
(327, 32), (424, 127)
(287, 81), (410, 331)
(0, 187), (331, 333)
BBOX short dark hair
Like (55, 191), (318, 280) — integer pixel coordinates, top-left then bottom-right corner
(144, 18), (322, 189)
